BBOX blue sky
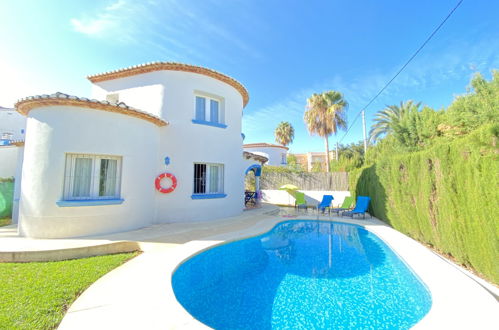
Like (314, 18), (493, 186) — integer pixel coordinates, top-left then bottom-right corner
(0, 0), (498, 153)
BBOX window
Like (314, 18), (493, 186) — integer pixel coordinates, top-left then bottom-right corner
(63, 154), (122, 201)
(192, 163), (225, 198)
(193, 95), (226, 128)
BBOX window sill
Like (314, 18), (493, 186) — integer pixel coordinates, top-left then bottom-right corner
(56, 199), (125, 207)
(191, 119), (227, 129)
(191, 194), (227, 200)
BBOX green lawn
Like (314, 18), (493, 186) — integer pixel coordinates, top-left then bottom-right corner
(0, 217), (11, 227)
(0, 252), (138, 329)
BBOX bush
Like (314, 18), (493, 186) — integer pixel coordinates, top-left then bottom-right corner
(350, 124), (499, 284)
(0, 178), (14, 218)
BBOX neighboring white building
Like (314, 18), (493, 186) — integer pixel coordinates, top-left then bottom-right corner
(14, 62), (264, 238)
(243, 143), (288, 167)
(0, 107), (26, 179)
(0, 106), (26, 145)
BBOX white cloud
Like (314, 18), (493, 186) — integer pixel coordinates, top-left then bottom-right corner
(69, 0), (263, 63)
(70, 16), (116, 36)
(70, 0), (126, 37)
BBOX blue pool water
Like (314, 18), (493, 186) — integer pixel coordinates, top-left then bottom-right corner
(172, 221), (432, 329)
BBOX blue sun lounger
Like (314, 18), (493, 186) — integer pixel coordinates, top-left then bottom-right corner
(316, 195), (334, 214)
(342, 196), (371, 219)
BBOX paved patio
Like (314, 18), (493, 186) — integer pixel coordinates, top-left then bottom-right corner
(1, 205), (498, 329)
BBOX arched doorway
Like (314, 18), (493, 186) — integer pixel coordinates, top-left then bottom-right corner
(245, 164), (262, 208)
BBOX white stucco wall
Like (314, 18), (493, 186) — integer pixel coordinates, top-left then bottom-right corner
(243, 146), (287, 166)
(18, 68), (248, 238)
(18, 106), (159, 238)
(93, 70), (246, 224)
(261, 189), (351, 207)
(0, 146), (19, 178)
(0, 108), (26, 141)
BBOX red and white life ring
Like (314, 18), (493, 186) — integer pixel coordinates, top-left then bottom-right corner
(155, 173), (177, 194)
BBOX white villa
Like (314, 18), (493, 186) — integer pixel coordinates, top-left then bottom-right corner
(243, 143), (288, 167)
(13, 62), (265, 238)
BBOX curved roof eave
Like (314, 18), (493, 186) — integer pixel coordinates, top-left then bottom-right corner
(15, 92), (168, 127)
(87, 62), (249, 108)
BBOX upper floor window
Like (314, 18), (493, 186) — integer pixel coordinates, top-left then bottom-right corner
(192, 163), (225, 198)
(63, 153), (122, 200)
(193, 95), (226, 128)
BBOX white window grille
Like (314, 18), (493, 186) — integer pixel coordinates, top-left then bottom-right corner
(193, 163), (224, 195)
(63, 154), (122, 200)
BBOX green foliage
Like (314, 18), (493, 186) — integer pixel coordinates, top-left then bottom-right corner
(0, 252), (138, 329)
(262, 165), (301, 174)
(0, 180), (14, 218)
(369, 100), (421, 143)
(350, 124), (499, 284)
(274, 121), (295, 146)
(331, 141), (365, 172)
(305, 90), (348, 171)
(311, 162), (323, 172)
(286, 154), (305, 172)
(0, 217), (11, 227)
(444, 71), (499, 134)
(367, 71), (499, 157)
(393, 105), (445, 150)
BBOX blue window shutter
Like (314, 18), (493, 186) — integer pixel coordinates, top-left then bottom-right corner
(210, 100), (219, 123)
(196, 97), (205, 121)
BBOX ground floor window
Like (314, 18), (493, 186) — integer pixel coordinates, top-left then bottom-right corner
(193, 163), (224, 195)
(63, 154), (122, 200)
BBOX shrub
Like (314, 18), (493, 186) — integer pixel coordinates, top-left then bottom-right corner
(350, 124), (499, 284)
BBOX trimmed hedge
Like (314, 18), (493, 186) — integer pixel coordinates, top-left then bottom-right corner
(0, 178), (14, 218)
(350, 124), (499, 284)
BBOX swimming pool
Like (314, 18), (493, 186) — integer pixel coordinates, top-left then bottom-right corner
(172, 220), (432, 329)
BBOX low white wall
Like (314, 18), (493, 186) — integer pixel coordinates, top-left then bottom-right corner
(262, 189), (351, 207)
(0, 146), (19, 178)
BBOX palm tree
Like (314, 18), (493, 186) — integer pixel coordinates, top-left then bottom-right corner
(274, 121), (295, 146)
(369, 100), (421, 143)
(304, 91), (348, 172)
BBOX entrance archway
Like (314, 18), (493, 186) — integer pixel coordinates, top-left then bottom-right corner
(244, 164), (262, 207)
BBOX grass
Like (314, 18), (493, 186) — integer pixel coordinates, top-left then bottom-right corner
(0, 217), (11, 227)
(0, 252), (138, 329)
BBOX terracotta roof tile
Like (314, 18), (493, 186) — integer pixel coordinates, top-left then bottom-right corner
(243, 142), (289, 150)
(15, 92), (168, 127)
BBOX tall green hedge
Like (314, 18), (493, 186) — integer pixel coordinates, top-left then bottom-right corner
(0, 178), (14, 218)
(350, 124), (499, 284)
